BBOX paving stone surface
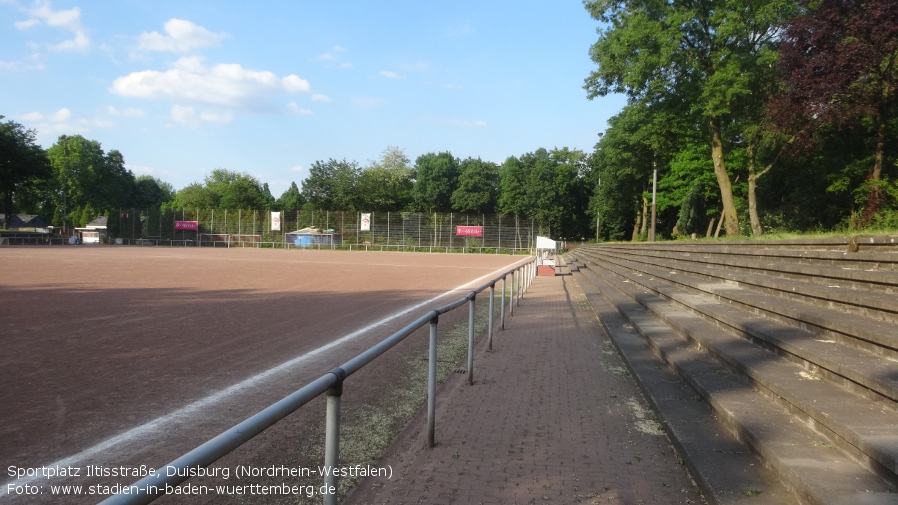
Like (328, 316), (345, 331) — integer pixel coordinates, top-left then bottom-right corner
(344, 274), (705, 505)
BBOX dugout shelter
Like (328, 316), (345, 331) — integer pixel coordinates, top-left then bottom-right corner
(286, 227), (343, 248)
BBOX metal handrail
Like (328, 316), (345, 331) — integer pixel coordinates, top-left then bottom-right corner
(101, 256), (537, 505)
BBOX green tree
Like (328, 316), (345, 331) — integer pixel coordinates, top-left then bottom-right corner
(588, 102), (666, 241)
(301, 158), (362, 211)
(549, 148), (592, 239)
(451, 157), (499, 214)
(498, 148), (591, 238)
(276, 181), (304, 210)
(776, 0), (898, 223)
(202, 169), (272, 209)
(358, 146), (413, 211)
(498, 156), (528, 216)
(46, 135), (136, 230)
(133, 176), (174, 209)
(0, 117), (51, 224)
(584, 0), (798, 236)
(412, 152), (459, 214)
(175, 183), (215, 209)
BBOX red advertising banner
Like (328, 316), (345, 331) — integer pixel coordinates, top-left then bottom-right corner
(455, 225), (483, 237)
(175, 220), (199, 231)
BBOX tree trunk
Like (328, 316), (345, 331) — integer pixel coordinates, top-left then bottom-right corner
(748, 175), (761, 236)
(748, 141), (763, 237)
(639, 195), (649, 236)
(632, 195), (645, 241)
(709, 117), (739, 236)
(873, 113), (885, 182)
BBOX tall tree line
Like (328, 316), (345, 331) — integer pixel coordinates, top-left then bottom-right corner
(585, 0), (898, 239)
(1, 128), (593, 239)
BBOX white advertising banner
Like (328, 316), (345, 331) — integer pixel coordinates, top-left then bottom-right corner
(360, 213), (371, 231)
(271, 211), (281, 231)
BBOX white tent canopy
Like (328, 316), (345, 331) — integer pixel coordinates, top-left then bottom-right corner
(536, 236), (556, 250)
(536, 236), (557, 266)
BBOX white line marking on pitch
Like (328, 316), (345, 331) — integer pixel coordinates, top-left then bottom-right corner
(0, 260), (525, 498)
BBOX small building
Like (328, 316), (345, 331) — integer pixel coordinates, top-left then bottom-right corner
(0, 214), (50, 231)
(75, 216), (108, 244)
(285, 227), (342, 248)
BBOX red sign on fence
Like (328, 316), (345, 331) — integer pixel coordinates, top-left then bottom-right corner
(175, 220), (199, 231)
(455, 226), (483, 237)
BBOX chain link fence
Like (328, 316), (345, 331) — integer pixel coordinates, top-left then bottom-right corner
(107, 209), (543, 253)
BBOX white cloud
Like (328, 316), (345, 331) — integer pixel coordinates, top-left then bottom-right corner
(127, 163), (178, 179)
(311, 94), (331, 103)
(17, 0), (90, 52)
(169, 104), (232, 126)
(282, 74), (311, 93)
(316, 45), (351, 68)
(49, 30), (89, 52)
(0, 52), (45, 70)
(14, 107), (107, 140)
(15, 18), (40, 29)
(287, 102), (312, 115)
(378, 70), (404, 79)
(110, 57), (311, 110)
(136, 18), (228, 53)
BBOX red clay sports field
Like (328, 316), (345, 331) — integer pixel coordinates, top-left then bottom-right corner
(1, 246), (527, 503)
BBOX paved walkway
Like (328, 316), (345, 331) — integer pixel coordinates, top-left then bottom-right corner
(344, 274), (704, 505)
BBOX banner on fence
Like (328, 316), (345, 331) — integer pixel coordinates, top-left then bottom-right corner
(360, 213), (371, 231)
(175, 220), (199, 231)
(455, 225), (483, 237)
(271, 211), (281, 231)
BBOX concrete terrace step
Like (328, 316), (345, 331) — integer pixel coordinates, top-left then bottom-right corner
(565, 240), (898, 505)
(593, 246), (898, 297)
(578, 248), (898, 359)
(588, 237), (898, 273)
(585, 253), (898, 408)
(592, 246), (898, 316)
(573, 264), (896, 505)
(574, 271), (796, 505)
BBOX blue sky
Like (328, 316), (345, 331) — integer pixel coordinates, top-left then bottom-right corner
(1, 0), (625, 197)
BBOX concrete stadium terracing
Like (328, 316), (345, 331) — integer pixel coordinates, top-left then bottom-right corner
(566, 236), (898, 504)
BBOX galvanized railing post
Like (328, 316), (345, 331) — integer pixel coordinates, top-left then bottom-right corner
(467, 294), (476, 385)
(324, 367), (346, 505)
(500, 275), (507, 330)
(487, 283), (495, 351)
(510, 270), (516, 316)
(427, 315), (438, 448)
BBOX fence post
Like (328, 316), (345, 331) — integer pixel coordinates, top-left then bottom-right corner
(488, 283), (495, 351)
(324, 368), (346, 505)
(510, 270), (516, 316)
(500, 275), (507, 330)
(427, 315), (438, 448)
(467, 294), (476, 386)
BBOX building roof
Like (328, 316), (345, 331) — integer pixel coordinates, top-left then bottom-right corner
(0, 214), (49, 229)
(86, 216), (108, 229)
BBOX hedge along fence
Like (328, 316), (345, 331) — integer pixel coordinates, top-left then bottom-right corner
(107, 209), (544, 253)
